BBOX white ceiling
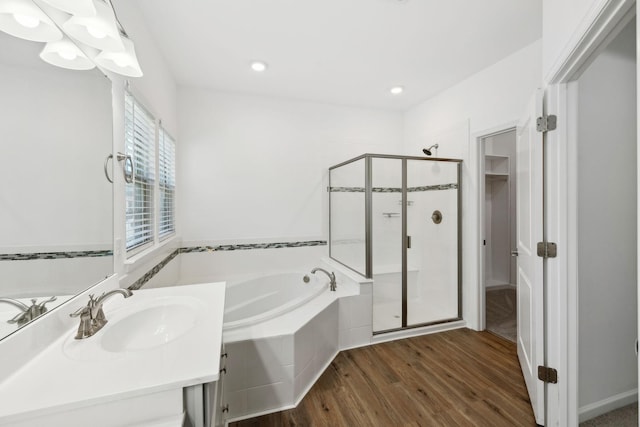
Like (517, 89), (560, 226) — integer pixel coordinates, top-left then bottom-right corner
(132, 0), (541, 111)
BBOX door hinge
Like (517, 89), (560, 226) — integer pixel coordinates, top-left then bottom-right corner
(538, 366), (558, 384)
(536, 114), (557, 132)
(537, 242), (557, 258)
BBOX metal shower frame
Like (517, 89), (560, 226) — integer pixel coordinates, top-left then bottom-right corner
(328, 153), (463, 332)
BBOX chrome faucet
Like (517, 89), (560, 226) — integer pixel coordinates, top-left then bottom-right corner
(311, 268), (337, 291)
(0, 296), (57, 326)
(70, 289), (133, 339)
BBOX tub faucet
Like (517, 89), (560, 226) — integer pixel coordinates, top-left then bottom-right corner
(70, 288), (133, 339)
(311, 268), (337, 291)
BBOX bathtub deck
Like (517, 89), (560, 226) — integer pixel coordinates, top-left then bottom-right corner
(229, 328), (536, 426)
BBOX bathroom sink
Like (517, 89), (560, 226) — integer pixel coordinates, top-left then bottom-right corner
(100, 301), (198, 352)
(63, 295), (205, 361)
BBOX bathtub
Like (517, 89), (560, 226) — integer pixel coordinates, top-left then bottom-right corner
(219, 267), (369, 422)
(223, 272), (326, 330)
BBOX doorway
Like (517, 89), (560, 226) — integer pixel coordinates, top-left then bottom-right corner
(570, 17), (638, 423)
(481, 129), (517, 342)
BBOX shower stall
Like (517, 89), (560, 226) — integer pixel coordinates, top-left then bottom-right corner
(329, 154), (462, 333)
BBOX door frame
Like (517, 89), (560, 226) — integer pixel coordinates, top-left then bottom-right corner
(545, 1), (636, 425)
(474, 122), (517, 331)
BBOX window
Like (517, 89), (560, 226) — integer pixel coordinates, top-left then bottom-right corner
(124, 91), (178, 256)
(158, 127), (176, 240)
(124, 92), (156, 252)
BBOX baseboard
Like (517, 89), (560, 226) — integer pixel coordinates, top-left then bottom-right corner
(578, 388), (638, 423)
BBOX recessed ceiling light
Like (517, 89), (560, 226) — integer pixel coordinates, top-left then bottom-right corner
(251, 61), (268, 72)
(390, 86), (404, 95)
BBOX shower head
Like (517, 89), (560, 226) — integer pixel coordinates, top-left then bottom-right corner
(422, 144), (439, 156)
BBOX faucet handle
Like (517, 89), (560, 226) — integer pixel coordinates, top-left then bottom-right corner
(70, 305), (90, 318)
(70, 305), (95, 339)
(37, 296), (57, 308)
(8, 311), (27, 325)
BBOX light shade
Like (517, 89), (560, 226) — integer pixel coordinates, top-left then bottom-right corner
(0, 0), (63, 42)
(40, 37), (95, 70)
(62, 0), (122, 51)
(39, 0), (96, 17)
(95, 35), (142, 77)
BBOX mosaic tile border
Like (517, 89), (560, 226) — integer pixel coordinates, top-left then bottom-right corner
(129, 240), (328, 290)
(330, 183), (458, 193)
(180, 240), (327, 253)
(0, 250), (113, 261)
(128, 249), (180, 291)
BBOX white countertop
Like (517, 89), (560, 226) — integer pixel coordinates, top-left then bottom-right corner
(0, 282), (226, 425)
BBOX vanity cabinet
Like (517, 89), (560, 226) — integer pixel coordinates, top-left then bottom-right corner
(0, 283), (227, 427)
(184, 345), (227, 427)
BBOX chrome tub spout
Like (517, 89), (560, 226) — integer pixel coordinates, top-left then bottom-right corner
(311, 268), (337, 291)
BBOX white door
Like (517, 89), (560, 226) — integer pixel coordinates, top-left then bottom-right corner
(516, 89), (545, 425)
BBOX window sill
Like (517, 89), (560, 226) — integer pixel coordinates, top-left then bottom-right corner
(124, 234), (179, 273)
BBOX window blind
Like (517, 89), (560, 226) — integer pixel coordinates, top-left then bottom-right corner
(158, 127), (176, 239)
(124, 92), (156, 252)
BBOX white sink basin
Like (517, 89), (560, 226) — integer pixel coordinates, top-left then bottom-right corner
(63, 295), (205, 361)
(101, 301), (198, 352)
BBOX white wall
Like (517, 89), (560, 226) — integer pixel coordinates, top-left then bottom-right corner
(576, 20), (637, 414)
(403, 40), (542, 329)
(543, 0), (601, 81)
(177, 89), (403, 244)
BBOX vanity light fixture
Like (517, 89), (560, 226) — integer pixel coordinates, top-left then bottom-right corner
(0, 0), (62, 42)
(95, 33), (142, 77)
(390, 86), (404, 95)
(39, 0), (95, 17)
(62, 0), (122, 51)
(250, 60), (267, 72)
(93, 0), (142, 77)
(0, 0), (142, 77)
(40, 36), (95, 70)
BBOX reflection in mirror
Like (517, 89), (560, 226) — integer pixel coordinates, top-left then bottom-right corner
(0, 28), (113, 341)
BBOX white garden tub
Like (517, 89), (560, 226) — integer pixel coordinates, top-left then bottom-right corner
(223, 272), (325, 330)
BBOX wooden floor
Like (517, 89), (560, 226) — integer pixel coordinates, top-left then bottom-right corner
(230, 328), (536, 427)
(486, 288), (517, 342)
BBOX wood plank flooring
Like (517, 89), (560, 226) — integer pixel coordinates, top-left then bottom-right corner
(230, 328), (536, 427)
(486, 288), (517, 342)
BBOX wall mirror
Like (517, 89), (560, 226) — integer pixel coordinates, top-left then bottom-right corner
(0, 25), (113, 341)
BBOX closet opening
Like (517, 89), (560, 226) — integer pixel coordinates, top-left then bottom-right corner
(480, 128), (517, 342)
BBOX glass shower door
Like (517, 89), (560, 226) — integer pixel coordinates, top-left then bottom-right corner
(371, 157), (403, 332)
(405, 160), (460, 326)
(329, 158), (366, 276)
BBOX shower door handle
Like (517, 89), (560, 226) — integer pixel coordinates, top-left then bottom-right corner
(407, 235), (411, 249)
